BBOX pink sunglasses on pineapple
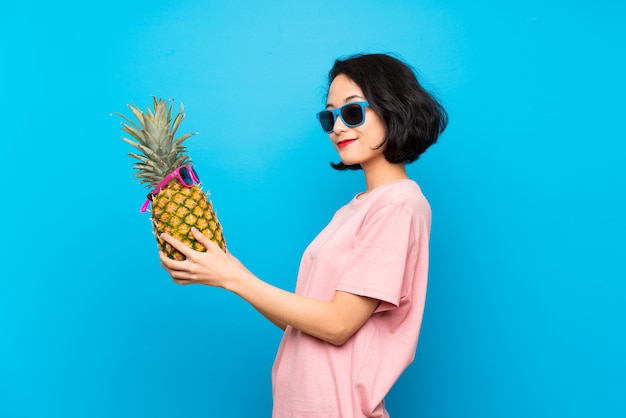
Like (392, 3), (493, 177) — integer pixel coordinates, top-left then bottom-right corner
(140, 164), (201, 213)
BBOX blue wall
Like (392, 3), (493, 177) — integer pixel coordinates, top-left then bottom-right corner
(1, 1), (624, 417)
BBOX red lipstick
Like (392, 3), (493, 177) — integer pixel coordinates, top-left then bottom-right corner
(337, 139), (356, 148)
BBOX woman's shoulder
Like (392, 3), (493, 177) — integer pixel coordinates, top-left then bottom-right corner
(352, 179), (431, 221)
(372, 179), (427, 206)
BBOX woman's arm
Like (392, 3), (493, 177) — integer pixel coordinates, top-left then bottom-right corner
(225, 254), (289, 330)
(159, 228), (379, 345)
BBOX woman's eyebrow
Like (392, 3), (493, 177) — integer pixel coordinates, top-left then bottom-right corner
(326, 94), (365, 109)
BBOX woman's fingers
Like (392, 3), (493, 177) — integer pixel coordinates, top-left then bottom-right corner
(159, 232), (196, 259)
(159, 229), (229, 287)
(160, 252), (193, 285)
(159, 249), (178, 267)
(191, 227), (222, 252)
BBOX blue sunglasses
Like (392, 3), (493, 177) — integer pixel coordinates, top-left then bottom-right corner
(316, 101), (370, 133)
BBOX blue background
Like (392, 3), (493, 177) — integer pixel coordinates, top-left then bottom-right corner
(1, 1), (624, 417)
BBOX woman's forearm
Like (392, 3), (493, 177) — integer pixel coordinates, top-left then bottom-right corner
(225, 270), (378, 345)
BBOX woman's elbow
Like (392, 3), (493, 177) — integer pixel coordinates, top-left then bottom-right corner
(325, 325), (357, 346)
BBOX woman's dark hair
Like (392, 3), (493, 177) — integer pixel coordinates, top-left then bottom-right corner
(327, 53), (448, 170)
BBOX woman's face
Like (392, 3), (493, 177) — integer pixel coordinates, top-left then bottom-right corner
(326, 74), (387, 170)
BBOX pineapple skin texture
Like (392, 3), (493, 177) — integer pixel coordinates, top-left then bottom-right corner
(152, 181), (226, 260)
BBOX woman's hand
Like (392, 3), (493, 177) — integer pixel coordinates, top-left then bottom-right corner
(159, 227), (241, 288)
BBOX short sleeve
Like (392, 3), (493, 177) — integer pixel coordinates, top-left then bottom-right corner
(336, 204), (414, 311)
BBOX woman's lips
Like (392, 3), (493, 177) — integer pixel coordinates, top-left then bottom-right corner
(337, 139), (356, 148)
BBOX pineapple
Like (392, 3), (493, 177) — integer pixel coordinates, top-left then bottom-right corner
(116, 97), (226, 260)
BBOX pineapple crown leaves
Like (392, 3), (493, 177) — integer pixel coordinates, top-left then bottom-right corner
(115, 96), (198, 189)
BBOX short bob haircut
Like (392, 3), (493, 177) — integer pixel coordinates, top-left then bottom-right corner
(326, 53), (448, 170)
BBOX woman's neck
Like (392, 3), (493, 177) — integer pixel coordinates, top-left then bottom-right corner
(360, 162), (408, 197)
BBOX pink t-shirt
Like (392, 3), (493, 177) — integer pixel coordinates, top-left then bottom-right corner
(272, 179), (432, 418)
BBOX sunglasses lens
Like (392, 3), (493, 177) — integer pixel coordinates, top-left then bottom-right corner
(190, 166), (200, 183)
(341, 104), (364, 126)
(318, 111), (335, 132)
(179, 167), (194, 186)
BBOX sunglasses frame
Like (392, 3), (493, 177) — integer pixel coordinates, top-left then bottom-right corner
(140, 164), (201, 213)
(316, 101), (370, 133)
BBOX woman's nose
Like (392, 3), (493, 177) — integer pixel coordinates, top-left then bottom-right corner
(332, 114), (348, 133)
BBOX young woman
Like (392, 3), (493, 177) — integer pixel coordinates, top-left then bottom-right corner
(159, 53), (448, 417)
